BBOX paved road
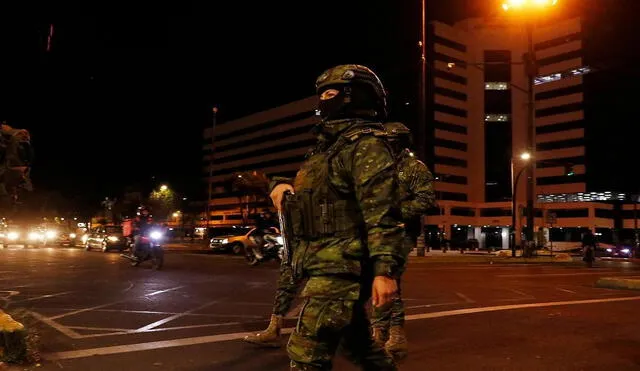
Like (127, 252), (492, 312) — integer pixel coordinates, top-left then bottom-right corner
(1, 246), (640, 370)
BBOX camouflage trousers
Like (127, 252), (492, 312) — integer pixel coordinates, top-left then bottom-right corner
(288, 298), (397, 371)
(370, 278), (404, 328)
(273, 262), (301, 316)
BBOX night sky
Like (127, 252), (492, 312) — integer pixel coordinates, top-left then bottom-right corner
(0, 0), (638, 209)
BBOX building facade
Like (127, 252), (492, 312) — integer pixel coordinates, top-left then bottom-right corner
(425, 16), (625, 250)
(202, 97), (318, 225)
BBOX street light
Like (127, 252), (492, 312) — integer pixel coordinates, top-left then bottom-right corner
(160, 185), (168, 192)
(503, 0), (559, 251)
(510, 152), (532, 257)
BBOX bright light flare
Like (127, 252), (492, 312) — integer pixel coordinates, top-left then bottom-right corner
(149, 231), (163, 240)
(46, 230), (57, 239)
(520, 152), (531, 160)
(7, 232), (19, 241)
(503, 0), (557, 11)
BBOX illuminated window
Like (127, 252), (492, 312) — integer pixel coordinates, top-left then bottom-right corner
(485, 114), (510, 122)
(534, 66), (593, 86)
(485, 82), (509, 90)
(534, 73), (561, 85)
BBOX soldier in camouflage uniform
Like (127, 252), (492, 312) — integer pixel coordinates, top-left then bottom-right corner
(269, 64), (403, 371)
(370, 122), (436, 360)
(0, 121), (33, 204)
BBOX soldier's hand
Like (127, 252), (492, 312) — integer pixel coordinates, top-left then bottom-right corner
(372, 276), (398, 308)
(270, 184), (294, 211)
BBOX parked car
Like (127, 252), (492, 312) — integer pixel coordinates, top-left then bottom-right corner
(209, 226), (278, 255)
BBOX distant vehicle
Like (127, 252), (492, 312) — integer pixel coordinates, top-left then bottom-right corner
(0, 224), (48, 247)
(209, 226), (267, 254)
(601, 244), (633, 258)
(84, 225), (126, 252)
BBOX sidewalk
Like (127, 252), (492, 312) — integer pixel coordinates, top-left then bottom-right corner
(407, 249), (577, 264)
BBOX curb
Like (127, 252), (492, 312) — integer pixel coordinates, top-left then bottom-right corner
(595, 277), (640, 290)
(0, 311), (27, 363)
(408, 254), (577, 264)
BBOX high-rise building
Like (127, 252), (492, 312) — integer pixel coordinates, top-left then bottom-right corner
(202, 97), (317, 225)
(424, 16), (623, 250)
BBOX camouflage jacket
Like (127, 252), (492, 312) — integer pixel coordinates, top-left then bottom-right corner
(271, 119), (404, 298)
(396, 148), (436, 222)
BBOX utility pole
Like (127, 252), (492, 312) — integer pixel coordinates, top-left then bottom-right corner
(418, 0), (427, 162)
(524, 21), (537, 250)
(205, 107), (218, 234)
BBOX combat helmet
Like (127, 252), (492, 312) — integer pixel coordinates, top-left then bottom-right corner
(315, 64), (388, 119)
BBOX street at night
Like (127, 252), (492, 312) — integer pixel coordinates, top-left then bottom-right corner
(1, 247), (639, 370)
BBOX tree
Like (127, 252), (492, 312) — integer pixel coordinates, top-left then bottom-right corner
(147, 185), (177, 222)
(230, 171), (270, 226)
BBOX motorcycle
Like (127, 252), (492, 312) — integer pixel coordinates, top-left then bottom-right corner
(245, 232), (283, 266)
(120, 229), (164, 270)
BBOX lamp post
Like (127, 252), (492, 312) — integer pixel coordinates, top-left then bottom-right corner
(503, 0), (559, 249)
(511, 152), (531, 257)
(206, 107), (218, 233)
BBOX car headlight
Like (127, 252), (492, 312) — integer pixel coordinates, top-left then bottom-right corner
(46, 230), (57, 239)
(107, 236), (119, 242)
(29, 232), (41, 241)
(8, 232), (19, 241)
(149, 231), (163, 240)
(621, 248), (630, 254)
(606, 248), (613, 253)
(81, 234), (89, 243)
(69, 233), (77, 239)
(221, 238), (229, 244)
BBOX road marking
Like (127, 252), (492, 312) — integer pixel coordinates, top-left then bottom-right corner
(556, 288), (577, 294)
(404, 295), (640, 321)
(497, 272), (618, 278)
(67, 326), (133, 332)
(49, 286), (185, 320)
(11, 291), (73, 304)
(508, 288), (534, 298)
(30, 311), (82, 339)
(141, 322), (242, 333)
(406, 302), (460, 309)
(455, 292), (475, 303)
(45, 295), (640, 360)
(135, 300), (219, 332)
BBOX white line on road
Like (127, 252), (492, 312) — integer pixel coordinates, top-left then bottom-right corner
(49, 286), (186, 320)
(455, 292), (476, 303)
(135, 300), (220, 332)
(556, 288), (577, 294)
(508, 288), (534, 298)
(67, 326), (133, 332)
(30, 311), (82, 339)
(497, 272), (619, 278)
(11, 291), (73, 304)
(45, 295), (640, 361)
(406, 302), (460, 309)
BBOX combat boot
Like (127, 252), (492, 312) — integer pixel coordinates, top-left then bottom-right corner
(243, 314), (282, 347)
(385, 325), (408, 361)
(371, 327), (386, 349)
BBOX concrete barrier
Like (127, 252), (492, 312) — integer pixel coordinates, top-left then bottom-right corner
(596, 277), (640, 291)
(0, 311), (26, 363)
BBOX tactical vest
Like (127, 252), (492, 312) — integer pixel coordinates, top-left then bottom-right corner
(283, 123), (390, 241)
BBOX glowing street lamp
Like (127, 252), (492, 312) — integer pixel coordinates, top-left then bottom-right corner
(160, 185), (168, 192)
(502, 0), (557, 11)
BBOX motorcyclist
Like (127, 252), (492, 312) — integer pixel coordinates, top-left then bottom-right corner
(251, 209), (278, 260)
(131, 206), (153, 258)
